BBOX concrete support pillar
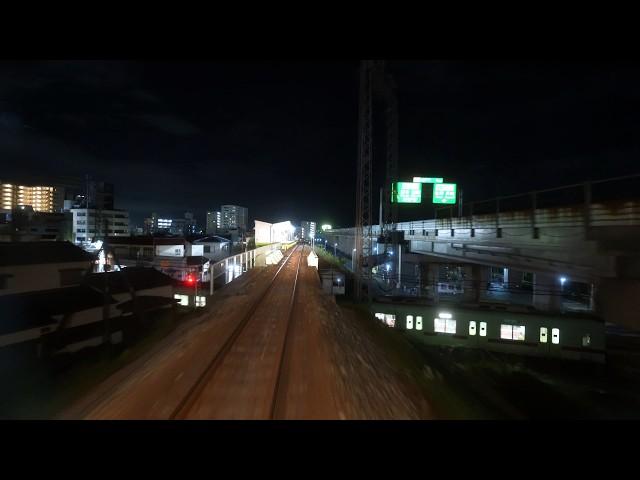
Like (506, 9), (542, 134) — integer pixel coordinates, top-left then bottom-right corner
(461, 264), (489, 304)
(533, 272), (563, 312)
(594, 278), (640, 330)
(508, 268), (525, 286)
(427, 263), (440, 303)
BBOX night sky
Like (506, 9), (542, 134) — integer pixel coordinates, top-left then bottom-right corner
(2, 61), (639, 228)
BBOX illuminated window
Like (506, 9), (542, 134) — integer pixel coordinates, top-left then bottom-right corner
(500, 324), (525, 341)
(174, 294), (189, 306)
(406, 315), (414, 330)
(469, 321), (477, 336)
(434, 316), (456, 334)
(513, 325), (525, 341)
(195, 296), (206, 307)
(479, 322), (487, 337)
(540, 327), (548, 343)
(582, 334), (591, 347)
(552, 328), (560, 344)
(375, 313), (385, 322)
(384, 314), (396, 327)
(416, 316), (423, 331)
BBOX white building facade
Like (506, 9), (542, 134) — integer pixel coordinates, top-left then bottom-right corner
(254, 220), (295, 244)
(71, 208), (130, 244)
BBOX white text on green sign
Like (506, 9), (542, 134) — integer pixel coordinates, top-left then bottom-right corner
(433, 183), (457, 204)
(413, 177), (444, 184)
(392, 182), (422, 204)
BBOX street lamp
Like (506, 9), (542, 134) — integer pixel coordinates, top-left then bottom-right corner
(334, 243), (337, 256)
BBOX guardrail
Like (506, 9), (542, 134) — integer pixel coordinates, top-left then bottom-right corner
(207, 242), (285, 285)
(327, 174), (640, 242)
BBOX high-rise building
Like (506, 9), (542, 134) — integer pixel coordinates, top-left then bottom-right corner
(1, 182), (57, 213)
(206, 211), (221, 235)
(221, 205), (248, 232)
(151, 212), (195, 236)
(65, 180), (115, 210)
(71, 208), (129, 244)
(300, 221), (317, 241)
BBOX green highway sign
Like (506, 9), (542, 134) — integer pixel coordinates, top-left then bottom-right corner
(413, 177), (444, 184)
(391, 182), (422, 204)
(433, 183), (457, 204)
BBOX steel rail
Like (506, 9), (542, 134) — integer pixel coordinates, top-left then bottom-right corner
(169, 244), (303, 419)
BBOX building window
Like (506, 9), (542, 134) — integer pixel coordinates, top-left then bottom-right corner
(500, 324), (525, 341)
(479, 321), (487, 337)
(540, 327), (548, 343)
(195, 296), (206, 307)
(469, 321), (477, 336)
(582, 334), (591, 347)
(552, 328), (560, 344)
(416, 316), (423, 331)
(406, 315), (414, 330)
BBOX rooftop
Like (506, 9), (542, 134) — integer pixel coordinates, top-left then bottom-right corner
(85, 267), (174, 295)
(107, 236), (185, 246)
(0, 241), (95, 267)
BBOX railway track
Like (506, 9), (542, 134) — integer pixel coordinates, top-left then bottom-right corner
(169, 244), (305, 419)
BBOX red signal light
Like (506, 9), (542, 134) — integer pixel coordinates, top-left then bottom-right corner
(185, 274), (195, 285)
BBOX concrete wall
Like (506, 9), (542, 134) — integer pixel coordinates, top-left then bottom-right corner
(156, 244), (184, 257)
(595, 278), (640, 331)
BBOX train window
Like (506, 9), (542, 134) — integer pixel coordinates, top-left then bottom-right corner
(479, 322), (487, 337)
(406, 315), (414, 330)
(384, 314), (396, 327)
(540, 327), (548, 343)
(469, 321), (477, 336)
(500, 324), (525, 341)
(173, 294), (189, 306)
(416, 316), (423, 330)
(552, 328), (560, 344)
(513, 325), (525, 341)
(582, 334), (591, 347)
(500, 324), (512, 339)
(434, 313), (456, 334)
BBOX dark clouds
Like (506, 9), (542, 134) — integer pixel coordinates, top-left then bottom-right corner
(1, 61), (639, 227)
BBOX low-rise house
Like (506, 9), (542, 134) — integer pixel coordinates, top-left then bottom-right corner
(0, 266), (175, 361)
(0, 241), (95, 296)
(107, 236), (210, 281)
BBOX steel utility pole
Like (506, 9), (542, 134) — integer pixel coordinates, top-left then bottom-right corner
(383, 73), (399, 244)
(355, 60), (399, 301)
(355, 60), (379, 301)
